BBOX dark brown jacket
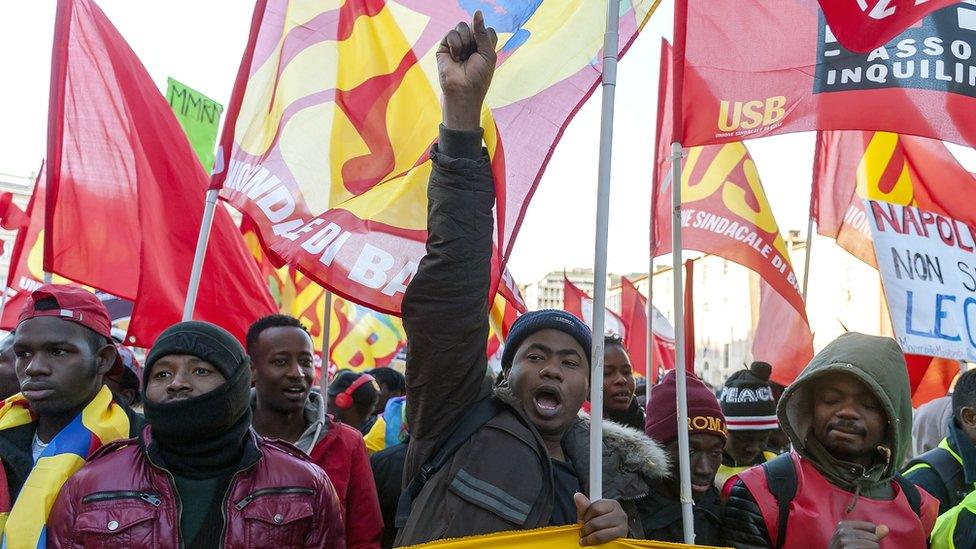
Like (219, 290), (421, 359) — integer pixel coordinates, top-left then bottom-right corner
(397, 133), (668, 545)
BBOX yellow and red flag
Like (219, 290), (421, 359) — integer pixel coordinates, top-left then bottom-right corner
(212, 0), (659, 315)
(242, 215), (406, 370)
(813, 130), (974, 402)
(813, 130), (976, 267)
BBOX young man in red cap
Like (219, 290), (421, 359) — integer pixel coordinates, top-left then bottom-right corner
(395, 12), (668, 546)
(0, 284), (140, 546)
(638, 369), (728, 546)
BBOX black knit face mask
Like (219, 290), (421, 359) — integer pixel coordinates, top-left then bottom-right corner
(143, 364), (252, 477)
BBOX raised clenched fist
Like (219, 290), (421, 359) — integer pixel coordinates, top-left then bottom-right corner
(436, 10), (498, 131)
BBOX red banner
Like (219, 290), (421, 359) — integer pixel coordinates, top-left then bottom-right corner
(620, 277), (676, 379)
(562, 278), (628, 340)
(907, 354), (960, 407)
(655, 41), (806, 317)
(752, 280), (815, 386)
(813, 130), (976, 266)
(46, 0), (275, 345)
(211, 2), (658, 315)
(673, 1), (976, 147)
(818, 0), (963, 53)
(1, 164), (133, 332)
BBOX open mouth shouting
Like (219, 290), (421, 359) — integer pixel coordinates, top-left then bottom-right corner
(532, 385), (564, 419)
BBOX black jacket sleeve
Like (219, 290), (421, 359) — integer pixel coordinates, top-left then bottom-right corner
(903, 465), (951, 514)
(402, 126), (495, 485)
(722, 479), (773, 549)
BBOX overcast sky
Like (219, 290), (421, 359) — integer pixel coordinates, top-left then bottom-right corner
(4, 1), (975, 288)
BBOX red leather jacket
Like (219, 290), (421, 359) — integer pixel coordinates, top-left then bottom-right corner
(47, 427), (345, 549)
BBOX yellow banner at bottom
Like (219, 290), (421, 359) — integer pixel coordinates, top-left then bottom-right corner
(402, 525), (725, 548)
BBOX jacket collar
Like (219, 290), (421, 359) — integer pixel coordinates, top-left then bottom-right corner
(947, 419), (976, 485)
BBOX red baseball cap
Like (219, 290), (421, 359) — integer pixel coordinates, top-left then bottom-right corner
(18, 284), (114, 341)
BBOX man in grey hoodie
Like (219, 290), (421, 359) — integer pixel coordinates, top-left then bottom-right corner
(248, 314), (383, 549)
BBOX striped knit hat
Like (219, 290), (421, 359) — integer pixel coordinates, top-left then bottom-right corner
(719, 361), (778, 430)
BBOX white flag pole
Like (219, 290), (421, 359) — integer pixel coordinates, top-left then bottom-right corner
(319, 290), (334, 396)
(801, 216), (814, 301)
(182, 188), (219, 321)
(671, 141), (695, 544)
(646, 255), (655, 400)
(588, 0), (620, 502)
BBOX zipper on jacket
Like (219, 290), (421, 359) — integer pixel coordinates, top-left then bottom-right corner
(81, 491), (162, 507)
(233, 487), (315, 511)
(219, 457), (261, 549)
(146, 454), (185, 549)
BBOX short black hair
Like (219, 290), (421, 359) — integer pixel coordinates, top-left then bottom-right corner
(953, 369), (976, 421)
(246, 314), (310, 356)
(369, 367), (405, 394)
(604, 333), (626, 350)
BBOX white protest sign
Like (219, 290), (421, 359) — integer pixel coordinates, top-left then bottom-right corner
(866, 200), (976, 361)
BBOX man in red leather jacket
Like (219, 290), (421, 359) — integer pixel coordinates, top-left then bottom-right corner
(722, 333), (939, 549)
(47, 321), (345, 549)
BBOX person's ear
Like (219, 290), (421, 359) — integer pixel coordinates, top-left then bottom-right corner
(962, 407), (976, 430)
(96, 344), (118, 376)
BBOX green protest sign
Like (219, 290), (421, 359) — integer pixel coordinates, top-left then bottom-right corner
(166, 77), (223, 172)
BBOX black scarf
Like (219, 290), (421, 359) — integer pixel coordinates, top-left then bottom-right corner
(144, 364), (252, 479)
(607, 396), (646, 431)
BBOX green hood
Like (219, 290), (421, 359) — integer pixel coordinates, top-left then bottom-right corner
(777, 332), (911, 496)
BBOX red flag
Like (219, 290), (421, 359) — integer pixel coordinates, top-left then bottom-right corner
(674, 1), (976, 147)
(906, 354), (960, 407)
(562, 277), (627, 339)
(817, 0), (962, 53)
(655, 41), (806, 317)
(813, 130), (976, 266)
(1, 163), (134, 332)
(752, 280), (815, 386)
(0, 193), (28, 231)
(45, 0), (275, 345)
(620, 277), (676, 380)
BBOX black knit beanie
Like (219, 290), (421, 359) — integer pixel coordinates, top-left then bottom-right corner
(501, 309), (592, 371)
(719, 361), (778, 430)
(144, 320), (248, 388)
(142, 321), (252, 478)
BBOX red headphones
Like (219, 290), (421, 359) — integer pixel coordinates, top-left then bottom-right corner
(335, 374), (376, 410)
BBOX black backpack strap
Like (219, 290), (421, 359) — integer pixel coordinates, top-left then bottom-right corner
(893, 474), (923, 518)
(762, 453), (797, 549)
(394, 397), (503, 528)
(905, 446), (967, 508)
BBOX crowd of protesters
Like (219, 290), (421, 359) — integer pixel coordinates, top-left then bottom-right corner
(1, 12), (975, 549)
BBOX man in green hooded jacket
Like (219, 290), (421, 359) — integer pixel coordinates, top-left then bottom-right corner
(722, 332), (939, 548)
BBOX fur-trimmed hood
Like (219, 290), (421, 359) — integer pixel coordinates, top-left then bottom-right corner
(494, 385), (669, 501)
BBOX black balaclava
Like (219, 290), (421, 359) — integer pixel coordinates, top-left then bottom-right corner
(143, 321), (252, 478)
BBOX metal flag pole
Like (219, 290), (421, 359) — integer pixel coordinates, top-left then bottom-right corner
(646, 256), (655, 399)
(801, 216), (814, 301)
(587, 0), (620, 502)
(671, 141), (695, 544)
(182, 188), (219, 321)
(318, 290), (334, 396)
